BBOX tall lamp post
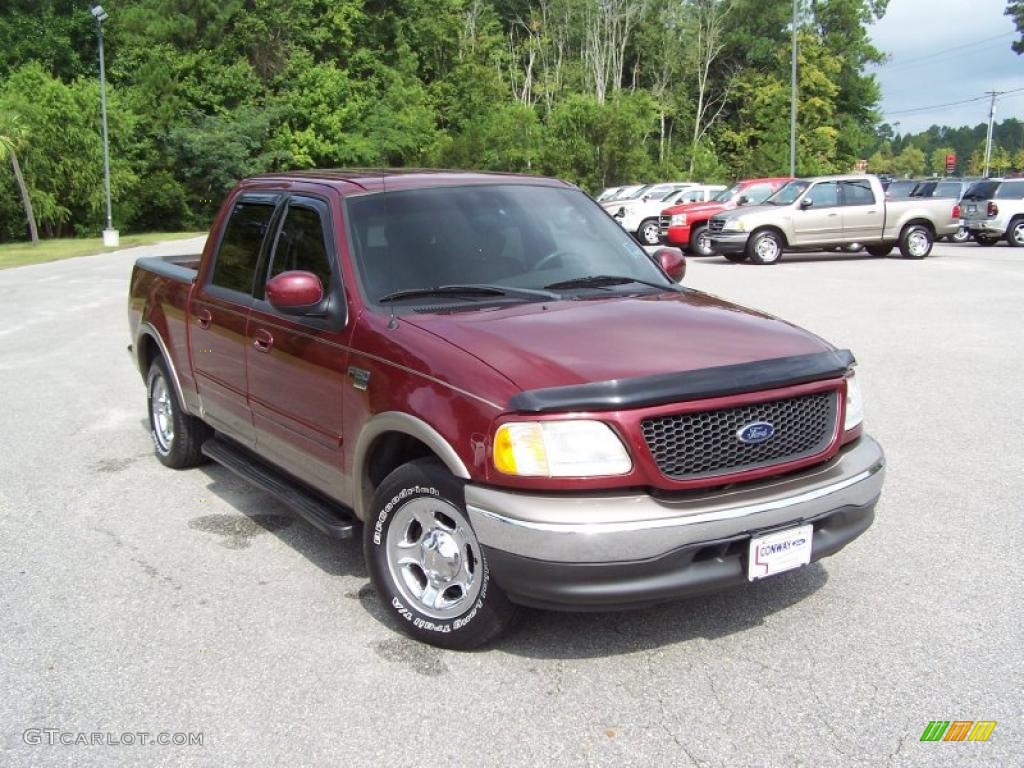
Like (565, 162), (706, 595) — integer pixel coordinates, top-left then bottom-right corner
(789, 0), (798, 177)
(91, 5), (118, 247)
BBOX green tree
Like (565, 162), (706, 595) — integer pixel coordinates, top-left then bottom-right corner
(1008, 1), (1024, 54)
(891, 145), (925, 177)
(0, 110), (39, 244)
(929, 146), (955, 175)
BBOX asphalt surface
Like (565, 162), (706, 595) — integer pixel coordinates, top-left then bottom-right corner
(1, 237), (1021, 767)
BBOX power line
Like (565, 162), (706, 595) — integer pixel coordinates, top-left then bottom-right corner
(883, 86), (1024, 117)
(880, 32), (1015, 73)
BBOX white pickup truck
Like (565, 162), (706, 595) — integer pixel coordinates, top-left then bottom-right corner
(708, 174), (961, 264)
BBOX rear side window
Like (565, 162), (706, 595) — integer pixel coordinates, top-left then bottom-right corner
(211, 200), (277, 294)
(995, 181), (1024, 199)
(269, 203), (333, 289)
(934, 182), (961, 198)
(841, 180), (876, 206)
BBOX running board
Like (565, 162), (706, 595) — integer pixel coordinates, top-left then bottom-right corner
(201, 437), (355, 539)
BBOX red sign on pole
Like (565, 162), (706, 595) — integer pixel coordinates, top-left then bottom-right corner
(945, 154), (957, 173)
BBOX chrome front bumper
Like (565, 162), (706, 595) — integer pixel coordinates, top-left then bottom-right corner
(466, 435), (885, 564)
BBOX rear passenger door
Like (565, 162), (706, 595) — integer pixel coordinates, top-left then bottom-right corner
(246, 195), (351, 499)
(190, 193), (280, 444)
(840, 179), (883, 241)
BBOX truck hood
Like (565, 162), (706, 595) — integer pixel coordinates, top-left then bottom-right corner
(711, 204), (783, 224)
(402, 291), (832, 397)
(662, 200), (731, 217)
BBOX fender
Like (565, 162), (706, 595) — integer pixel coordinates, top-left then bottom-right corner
(136, 322), (193, 416)
(353, 411), (471, 520)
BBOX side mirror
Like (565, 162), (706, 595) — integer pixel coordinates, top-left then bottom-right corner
(266, 270), (325, 314)
(642, 194), (652, 202)
(654, 247), (686, 283)
(799, 198), (814, 209)
(737, 195), (750, 206)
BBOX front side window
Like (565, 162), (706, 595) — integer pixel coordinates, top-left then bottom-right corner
(346, 184), (674, 305)
(211, 199), (277, 294)
(269, 203), (333, 290)
(841, 180), (876, 206)
(805, 182), (839, 208)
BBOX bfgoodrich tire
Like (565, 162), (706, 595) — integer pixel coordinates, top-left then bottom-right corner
(898, 224), (933, 259)
(146, 357), (209, 469)
(365, 458), (518, 649)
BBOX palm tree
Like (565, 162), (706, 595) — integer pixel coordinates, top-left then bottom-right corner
(0, 111), (39, 245)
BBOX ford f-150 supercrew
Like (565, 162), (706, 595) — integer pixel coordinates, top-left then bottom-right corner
(128, 170), (885, 649)
(708, 174), (960, 264)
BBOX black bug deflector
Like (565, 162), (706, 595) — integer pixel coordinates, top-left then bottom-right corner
(506, 349), (856, 414)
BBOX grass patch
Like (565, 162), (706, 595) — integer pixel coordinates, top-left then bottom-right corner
(0, 232), (205, 270)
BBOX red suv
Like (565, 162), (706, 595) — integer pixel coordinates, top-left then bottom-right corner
(661, 177), (792, 255)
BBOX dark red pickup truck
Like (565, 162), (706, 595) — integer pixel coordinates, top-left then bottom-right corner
(128, 170), (885, 649)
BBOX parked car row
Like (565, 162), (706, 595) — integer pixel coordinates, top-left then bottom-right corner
(601, 183), (727, 245)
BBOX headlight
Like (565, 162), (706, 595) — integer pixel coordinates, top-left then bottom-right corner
(733, 219), (748, 232)
(670, 214), (687, 226)
(844, 374), (864, 431)
(493, 421), (632, 477)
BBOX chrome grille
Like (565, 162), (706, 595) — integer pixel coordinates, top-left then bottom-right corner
(641, 391), (838, 480)
(709, 218), (725, 233)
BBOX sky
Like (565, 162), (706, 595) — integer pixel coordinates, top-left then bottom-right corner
(867, 0), (1024, 134)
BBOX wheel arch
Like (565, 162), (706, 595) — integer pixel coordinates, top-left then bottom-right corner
(353, 412), (471, 521)
(900, 218), (935, 238)
(751, 225), (789, 247)
(136, 323), (192, 416)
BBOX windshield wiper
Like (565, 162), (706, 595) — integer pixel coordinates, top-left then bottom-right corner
(543, 274), (678, 292)
(378, 284), (558, 304)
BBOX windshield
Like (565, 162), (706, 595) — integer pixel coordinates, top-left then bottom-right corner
(345, 184), (675, 307)
(714, 183), (741, 202)
(658, 188), (682, 202)
(765, 180), (810, 205)
(619, 185), (651, 201)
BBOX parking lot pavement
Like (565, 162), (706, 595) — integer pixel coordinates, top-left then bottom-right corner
(1, 238), (1021, 767)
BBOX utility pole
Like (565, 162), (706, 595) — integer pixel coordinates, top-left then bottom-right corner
(790, 0), (798, 177)
(91, 5), (117, 246)
(982, 90), (1001, 178)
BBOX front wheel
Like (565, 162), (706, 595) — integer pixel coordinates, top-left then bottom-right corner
(689, 224), (714, 256)
(365, 458), (519, 650)
(637, 218), (661, 246)
(746, 230), (784, 265)
(899, 224), (933, 259)
(146, 357), (209, 469)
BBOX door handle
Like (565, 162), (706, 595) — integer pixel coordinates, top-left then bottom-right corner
(196, 309), (212, 330)
(253, 329), (274, 353)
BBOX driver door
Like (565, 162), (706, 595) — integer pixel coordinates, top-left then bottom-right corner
(792, 182), (842, 245)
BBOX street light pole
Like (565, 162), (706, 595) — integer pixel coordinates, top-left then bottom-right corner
(91, 5), (117, 247)
(982, 90), (999, 178)
(789, 0), (798, 177)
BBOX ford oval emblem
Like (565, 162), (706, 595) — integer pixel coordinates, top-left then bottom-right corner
(737, 421), (775, 444)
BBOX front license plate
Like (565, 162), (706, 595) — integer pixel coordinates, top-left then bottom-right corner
(748, 524), (813, 581)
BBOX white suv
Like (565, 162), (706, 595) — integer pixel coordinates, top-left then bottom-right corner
(962, 179), (1024, 247)
(610, 185), (725, 245)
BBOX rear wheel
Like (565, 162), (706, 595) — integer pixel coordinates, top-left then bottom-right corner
(898, 224), (933, 259)
(866, 244), (893, 257)
(637, 218), (661, 246)
(948, 226), (971, 244)
(976, 234), (999, 247)
(689, 224), (714, 256)
(746, 229), (784, 265)
(146, 357), (209, 469)
(1008, 218), (1024, 248)
(365, 458), (518, 650)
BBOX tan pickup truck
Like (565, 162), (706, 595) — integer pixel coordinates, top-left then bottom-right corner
(708, 174), (961, 264)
